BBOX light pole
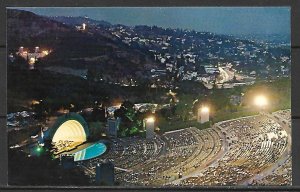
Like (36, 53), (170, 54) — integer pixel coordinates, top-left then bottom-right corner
(145, 117), (155, 139)
(198, 106), (209, 124)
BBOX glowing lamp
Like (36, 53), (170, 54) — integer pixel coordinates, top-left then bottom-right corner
(35, 146), (43, 154)
(146, 117), (155, 123)
(145, 116), (155, 139)
(198, 106), (210, 123)
(254, 95), (268, 107)
(201, 106), (209, 113)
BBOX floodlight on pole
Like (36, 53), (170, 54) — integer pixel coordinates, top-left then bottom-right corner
(145, 116), (155, 139)
(146, 117), (155, 123)
(198, 106), (210, 123)
(254, 95), (268, 108)
(201, 106), (209, 113)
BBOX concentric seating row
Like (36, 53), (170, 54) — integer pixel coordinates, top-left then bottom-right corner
(80, 110), (291, 186)
(177, 112), (290, 186)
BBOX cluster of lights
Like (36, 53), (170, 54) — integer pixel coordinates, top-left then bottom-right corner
(42, 50), (49, 56)
(19, 46), (51, 56)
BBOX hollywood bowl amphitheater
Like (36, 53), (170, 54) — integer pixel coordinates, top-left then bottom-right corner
(42, 113), (107, 161)
(42, 110), (291, 186)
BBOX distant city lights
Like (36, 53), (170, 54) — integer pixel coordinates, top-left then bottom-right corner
(31, 100), (40, 105)
(42, 50), (49, 56)
(29, 57), (36, 65)
(17, 46), (51, 58)
(168, 89), (176, 96)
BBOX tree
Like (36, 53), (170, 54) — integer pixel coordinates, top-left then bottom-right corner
(89, 122), (105, 141)
(121, 100), (134, 110)
(160, 107), (173, 119)
(115, 100), (148, 137)
(91, 107), (106, 122)
(8, 149), (90, 185)
(114, 107), (126, 119)
(175, 102), (191, 121)
(174, 95), (192, 121)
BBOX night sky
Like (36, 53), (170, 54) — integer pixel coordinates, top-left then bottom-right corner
(12, 7), (290, 36)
